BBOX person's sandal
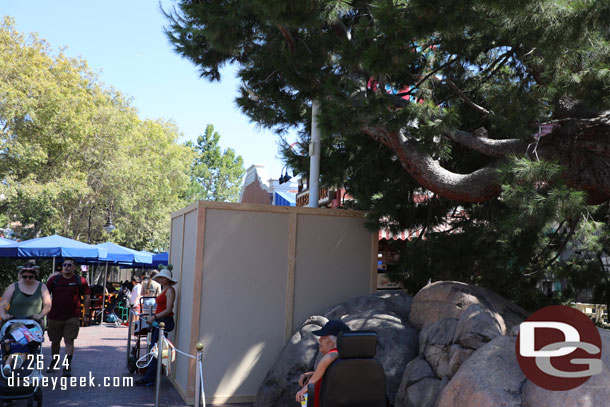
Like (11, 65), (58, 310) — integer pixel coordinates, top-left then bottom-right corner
(62, 367), (71, 377)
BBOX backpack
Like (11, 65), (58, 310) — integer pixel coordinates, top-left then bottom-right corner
(47, 274), (85, 297)
(104, 313), (118, 323)
(142, 279), (157, 296)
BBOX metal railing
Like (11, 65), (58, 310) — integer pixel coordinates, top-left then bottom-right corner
(126, 306), (206, 407)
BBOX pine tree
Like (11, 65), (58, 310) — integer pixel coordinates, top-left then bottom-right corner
(165, 1), (610, 309)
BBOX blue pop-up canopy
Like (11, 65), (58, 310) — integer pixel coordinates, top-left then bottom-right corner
(96, 242), (152, 265)
(152, 251), (168, 267)
(0, 234), (107, 260)
(0, 237), (14, 245)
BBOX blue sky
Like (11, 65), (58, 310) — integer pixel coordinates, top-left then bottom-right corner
(2, 0), (294, 179)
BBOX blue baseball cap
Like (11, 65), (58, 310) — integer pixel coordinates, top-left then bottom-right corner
(312, 320), (351, 336)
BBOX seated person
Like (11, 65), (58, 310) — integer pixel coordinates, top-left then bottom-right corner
(295, 320), (351, 404)
(2, 340), (28, 375)
(2, 323), (41, 375)
(105, 282), (117, 295)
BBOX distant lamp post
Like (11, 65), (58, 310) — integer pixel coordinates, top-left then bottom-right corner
(103, 212), (116, 233)
(279, 166), (293, 185)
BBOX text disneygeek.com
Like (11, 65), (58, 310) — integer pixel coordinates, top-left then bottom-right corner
(8, 373), (133, 390)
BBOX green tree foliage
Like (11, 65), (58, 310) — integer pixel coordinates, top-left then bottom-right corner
(165, 1), (610, 309)
(185, 124), (245, 202)
(0, 17), (192, 251)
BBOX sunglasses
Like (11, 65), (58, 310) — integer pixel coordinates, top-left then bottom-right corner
(62, 263), (74, 268)
(21, 275), (35, 280)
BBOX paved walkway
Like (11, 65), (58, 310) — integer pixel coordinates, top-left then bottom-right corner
(4, 322), (252, 407)
(40, 322), (189, 407)
(2, 324), (249, 407)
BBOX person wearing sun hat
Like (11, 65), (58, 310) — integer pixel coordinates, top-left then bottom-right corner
(295, 319), (351, 404)
(135, 265), (177, 386)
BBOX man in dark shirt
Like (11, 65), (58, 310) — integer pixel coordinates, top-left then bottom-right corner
(46, 258), (90, 377)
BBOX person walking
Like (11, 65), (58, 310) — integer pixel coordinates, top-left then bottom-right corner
(46, 258), (91, 377)
(129, 275), (142, 322)
(135, 268), (176, 386)
(0, 262), (52, 324)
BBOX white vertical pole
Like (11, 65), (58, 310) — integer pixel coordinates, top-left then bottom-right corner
(308, 100), (321, 208)
(102, 262), (109, 322)
(194, 342), (205, 406)
(154, 323), (165, 407)
(126, 304), (133, 368)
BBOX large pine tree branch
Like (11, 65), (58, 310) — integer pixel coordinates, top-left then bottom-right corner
(363, 111), (610, 203)
(364, 127), (501, 202)
(446, 128), (529, 157)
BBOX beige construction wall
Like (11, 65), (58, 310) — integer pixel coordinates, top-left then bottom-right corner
(168, 201), (377, 405)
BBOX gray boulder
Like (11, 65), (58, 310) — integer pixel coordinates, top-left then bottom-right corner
(521, 327), (610, 407)
(435, 326), (610, 407)
(399, 378), (440, 407)
(257, 282), (609, 407)
(446, 344), (473, 377)
(255, 316), (326, 407)
(395, 356), (440, 407)
(394, 283), (530, 407)
(400, 356), (436, 388)
(453, 303), (503, 350)
(436, 335), (527, 407)
(416, 304), (502, 383)
(255, 292), (417, 407)
(323, 290), (413, 324)
(418, 318), (458, 378)
(408, 281), (529, 333)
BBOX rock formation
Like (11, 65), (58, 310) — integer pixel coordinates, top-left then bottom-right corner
(256, 281), (610, 407)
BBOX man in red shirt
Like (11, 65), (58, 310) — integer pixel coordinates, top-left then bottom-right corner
(46, 258), (90, 377)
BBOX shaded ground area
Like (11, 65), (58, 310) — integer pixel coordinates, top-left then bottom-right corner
(41, 323), (188, 407)
(2, 322), (252, 406)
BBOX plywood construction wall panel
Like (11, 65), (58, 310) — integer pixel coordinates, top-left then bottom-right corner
(169, 201), (377, 405)
(172, 206), (199, 398)
(292, 214), (377, 329)
(199, 209), (290, 404)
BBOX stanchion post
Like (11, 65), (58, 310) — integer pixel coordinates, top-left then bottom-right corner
(194, 342), (204, 406)
(126, 304), (133, 368)
(154, 322), (165, 407)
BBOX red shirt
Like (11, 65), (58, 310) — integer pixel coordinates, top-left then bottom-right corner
(155, 288), (173, 317)
(314, 348), (338, 407)
(47, 274), (91, 320)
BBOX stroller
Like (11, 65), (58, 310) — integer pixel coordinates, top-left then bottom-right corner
(104, 289), (129, 326)
(0, 318), (44, 407)
(127, 296), (156, 374)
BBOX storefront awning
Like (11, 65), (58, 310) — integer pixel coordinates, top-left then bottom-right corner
(274, 191), (296, 206)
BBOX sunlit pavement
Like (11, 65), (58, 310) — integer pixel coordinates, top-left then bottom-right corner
(38, 323), (189, 407)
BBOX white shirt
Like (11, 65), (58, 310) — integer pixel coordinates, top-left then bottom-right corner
(129, 283), (142, 305)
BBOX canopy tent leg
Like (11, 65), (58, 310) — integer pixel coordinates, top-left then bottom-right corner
(102, 262), (109, 322)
